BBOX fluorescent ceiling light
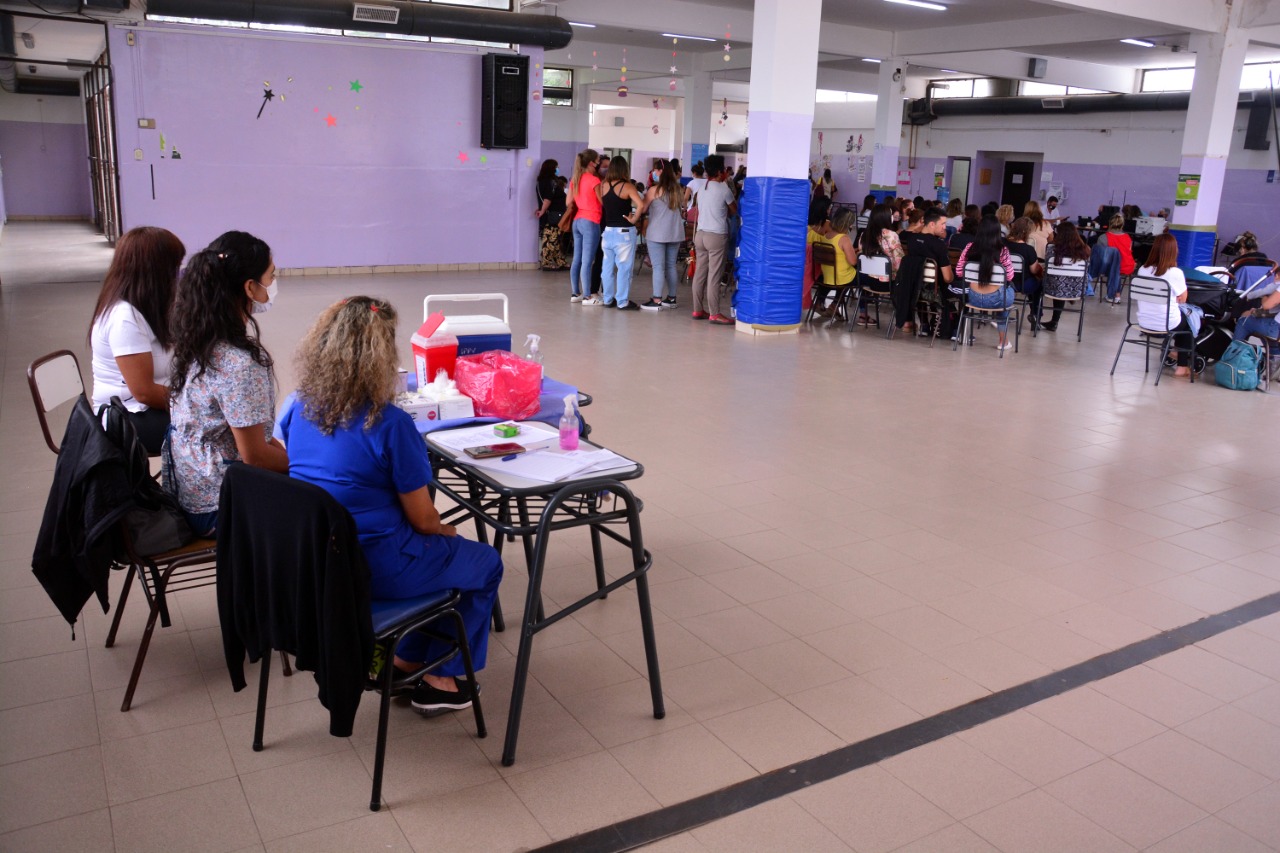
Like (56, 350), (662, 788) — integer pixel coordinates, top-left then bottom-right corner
(883, 0), (947, 11)
(568, 21), (595, 28)
(940, 69), (959, 73)
(1121, 38), (1154, 47)
(863, 58), (882, 63)
(662, 32), (717, 42)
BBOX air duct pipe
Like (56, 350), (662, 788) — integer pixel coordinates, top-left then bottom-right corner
(145, 0), (573, 49)
(908, 90), (1261, 125)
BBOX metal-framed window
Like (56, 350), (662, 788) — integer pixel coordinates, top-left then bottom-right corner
(543, 66), (573, 106)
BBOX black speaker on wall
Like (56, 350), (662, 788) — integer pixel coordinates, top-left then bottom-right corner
(481, 53), (529, 150)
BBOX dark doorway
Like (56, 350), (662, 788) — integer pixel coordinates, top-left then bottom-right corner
(1001, 161), (1034, 213)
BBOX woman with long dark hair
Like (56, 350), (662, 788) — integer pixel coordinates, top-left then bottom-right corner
(164, 231), (289, 535)
(855, 203), (905, 326)
(280, 296), (503, 714)
(1041, 222), (1091, 332)
(956, 215), (1017, 350)
(534, 158), (569, 270)
(640, 160), (686, 309)
(89, 226), (186, 454)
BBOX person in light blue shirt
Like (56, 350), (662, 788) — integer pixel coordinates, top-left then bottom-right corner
(278, 295), (502, 716)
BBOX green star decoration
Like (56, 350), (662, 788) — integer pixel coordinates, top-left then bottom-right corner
(350, 80), (363, 92)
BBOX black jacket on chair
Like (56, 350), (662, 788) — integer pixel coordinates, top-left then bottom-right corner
(32, 395), (135, 627)
(216, 464), (375, 737)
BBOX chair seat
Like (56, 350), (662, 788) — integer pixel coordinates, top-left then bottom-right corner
(966, 305), (1010, 314)
(370, 590), (458, 636)
(152, 537), (217, 560)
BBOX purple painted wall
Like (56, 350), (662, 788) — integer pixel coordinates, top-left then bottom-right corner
(541, 141), (581, 175)
(0, 120), (92, 217)
(110, 26), (542, 267)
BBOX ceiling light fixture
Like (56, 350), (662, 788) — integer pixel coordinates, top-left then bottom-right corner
(662, 32), (717, 42)
(940, 69), (959, 73)
(883, 0), (947, 11)
(568, 21), (595, 28)
(863, 58), (882, 63)
(21, 32), (35, 49)
(1120, 38), (1154, 47)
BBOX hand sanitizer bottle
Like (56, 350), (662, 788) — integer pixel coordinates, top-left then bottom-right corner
(558, 394), (579, 451)
(524, 334), (543, 370)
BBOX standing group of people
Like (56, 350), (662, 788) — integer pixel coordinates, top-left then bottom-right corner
(539, 149), (739, 324)
(89, 227), (503, 713)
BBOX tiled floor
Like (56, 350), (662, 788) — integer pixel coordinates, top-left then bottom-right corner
(1, 222), (1278, 852)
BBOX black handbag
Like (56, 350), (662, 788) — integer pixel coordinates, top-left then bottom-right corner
(102, 398), (194, 556)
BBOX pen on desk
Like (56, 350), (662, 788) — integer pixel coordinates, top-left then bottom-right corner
(501, 454), (519, 462)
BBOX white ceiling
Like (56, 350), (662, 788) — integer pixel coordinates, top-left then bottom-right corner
(7, 14), (107, 81)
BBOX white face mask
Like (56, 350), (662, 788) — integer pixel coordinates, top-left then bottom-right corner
(251, 280), (277, 315)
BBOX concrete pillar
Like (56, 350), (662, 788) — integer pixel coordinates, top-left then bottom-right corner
(1171, 29), (1248, 267)
(682, 71), (714, 170)
(735, 0), (821, 333)
(870, 59), (904, 203)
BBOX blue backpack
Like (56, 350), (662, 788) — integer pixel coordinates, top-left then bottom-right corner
(1214, 340), (1262, 391)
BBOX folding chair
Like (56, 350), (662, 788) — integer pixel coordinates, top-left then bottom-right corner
(849, 254), (894, 332)
(1041, 260), (1088, 341)
(1006, 254), (1040, 339)
(953, 262), (1020, 358)
(1109, 274), (1197, 386)
(805, 242), (853, 326)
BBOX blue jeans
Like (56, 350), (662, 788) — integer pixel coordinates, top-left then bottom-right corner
(184, 509), (218, 538)
(570, 219), (601, 297)
(1235, 315), (1280, 342)
(1089, 246), (1122, 299)
(601, 226), (637, 306)
(968, 286), (1015, 330)
(649, 241), (680, 300)
(391, 534), (504, 678)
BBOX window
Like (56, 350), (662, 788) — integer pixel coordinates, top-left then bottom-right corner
(815, 89), (877, 103)
(1141, 67), (1195, 92)
(1019, 82), (1109, 96)
(929, 78), (994, 99)
(1240, 62), (1280, 91)
(543, 66), (573, 106)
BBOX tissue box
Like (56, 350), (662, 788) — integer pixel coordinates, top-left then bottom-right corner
(395, 394), (439, 423)
(437, 395), (475, 421)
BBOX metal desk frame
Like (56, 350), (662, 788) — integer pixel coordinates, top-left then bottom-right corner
(425, 423), (664, 766)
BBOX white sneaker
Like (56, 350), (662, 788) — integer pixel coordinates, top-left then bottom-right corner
(582, 296), (604, 306)
(996, 341), (1014, 352)
(570, 294), (583, 303)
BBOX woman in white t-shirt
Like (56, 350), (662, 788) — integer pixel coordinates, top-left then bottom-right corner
(1135, 233), (1192, 378)
(89, 226), (186, 454)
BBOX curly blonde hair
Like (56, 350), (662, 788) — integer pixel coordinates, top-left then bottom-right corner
(294, 295), (400, 434)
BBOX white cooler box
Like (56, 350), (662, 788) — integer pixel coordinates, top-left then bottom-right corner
(423, 293), (512, 357)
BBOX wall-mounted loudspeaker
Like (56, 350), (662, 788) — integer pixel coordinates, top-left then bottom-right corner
(481, 53), (529, 150)
(1028, 58), (1047, 79)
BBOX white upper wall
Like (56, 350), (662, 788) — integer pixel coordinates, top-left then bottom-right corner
(0, 89), (85, 124)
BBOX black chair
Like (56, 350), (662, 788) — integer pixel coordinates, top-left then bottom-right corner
(1109, 274), (1197, 385)
(806, 241), (854, 326)
(953, 262), (1021, 358)
(1041, 260), (1088, 341)
(218, 464), (485, 812)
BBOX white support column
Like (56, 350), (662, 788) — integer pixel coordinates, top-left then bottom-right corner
(870, 59), (905, 202)
(1171, 28), (1248, 266)
(734, 0), (821, 332)
(682, 71), (713, 170)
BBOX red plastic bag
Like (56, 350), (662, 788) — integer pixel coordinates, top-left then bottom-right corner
(453, 350), (542, 420)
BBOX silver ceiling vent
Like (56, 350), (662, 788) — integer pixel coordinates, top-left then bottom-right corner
(352, 3), (399, 25)
(1041, 98), (1065, 109)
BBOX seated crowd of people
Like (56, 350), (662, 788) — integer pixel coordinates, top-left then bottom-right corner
(805, 193), (1279, 371)
(89, 227), (503, 715)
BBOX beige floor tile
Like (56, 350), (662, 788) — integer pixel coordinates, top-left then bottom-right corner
(1198, 628), (1280, 681)
(474, 693), (604, 776)
(663, 540), (761, 576)
(239, 749), (372, 841)
(1233, 682), (1280, 727)
(957, 710), (1104, 787)
(527, 637), (643, 699)
(794, 765), (953, 853)
(749, 590), (860, 636)
(1027, 687), (1166, 755)
(1098, 586), (1209, 631)
(963, 790), (1133, 853)
(690, 797), (852, 853)
(790, 675), (921, 744)
(393, 778), (551, 850)
(1218, 782), (1280, 849)
(1091, 665), (1223, 728)
(722, 529), (813, 564)
(649, 656), (777, 722)
(1114, 730), (1270, 812)
(870, 605), (982, 653)
(1147, 646), (1274, 702)
(264, 812), (411, 853)
(861, 655), (987, 717)
(110, 777), (261, 853)
(1044, 758), (1206, 848)
(729, 638), (850, 695)
(648, 577), (739, 621)
(679, 606), (792, 656)
(1145, 816), (1275, 853)
(931, 636), (1051, 692)
(219, 696), (363, 775)
(0, 693), (98, 765)
(611, 723), (755, 806)
(0, 745), (107, 834)
(507, 749), (661, 839)
(94, 672), (217, 742)
(102, 718), (237, 805)
(558, 677), (695, 748)
(602, 618), (720, 673)
(0, 614), (87, 662)
(816, 574), (919, 619)
(882, 736), (1035, 820)
(1177, 705), (1280, 780)
(703, 563), (803, 605)
(0, 808), (113, 853)
(352, 719), (499, 803)
(703, 698), (844, 773)
(890, 822), (1000, 853)
(87, 630), (200, 695)
(0, 648), (90, 710)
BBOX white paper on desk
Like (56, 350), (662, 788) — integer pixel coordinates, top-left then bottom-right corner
(466, 448), (630, 483)
(430, 422), (557, 454)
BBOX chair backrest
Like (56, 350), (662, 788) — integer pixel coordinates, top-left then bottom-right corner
(811, 241), (838, 268)
(1045, 260), (1088, 279)
(1128, 274), (1177, 331)
(859, 254), (890, 280)
(1008, 252), (1025, 283)
(28, 350), (85, 455)
(922, 259), (938, 286)
(963, 260), (1008, 287)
